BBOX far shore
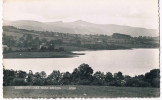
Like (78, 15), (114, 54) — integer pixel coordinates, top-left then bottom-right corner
(3, 51), (85, 59)
(3, 47), (159, 59)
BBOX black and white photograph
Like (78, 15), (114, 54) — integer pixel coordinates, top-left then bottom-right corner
(2, 0), (160, 98)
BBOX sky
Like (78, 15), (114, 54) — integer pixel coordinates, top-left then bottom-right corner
(3, 0), (159, 29)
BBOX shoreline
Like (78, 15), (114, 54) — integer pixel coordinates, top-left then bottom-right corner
(3, 51), (85, 59)
(3, 48), (159, 59)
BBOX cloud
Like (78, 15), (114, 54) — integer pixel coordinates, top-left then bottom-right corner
(3, 0), (159, 29)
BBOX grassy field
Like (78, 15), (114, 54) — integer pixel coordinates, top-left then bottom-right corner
(3, 86), (160, 98)
(3, 51), (84, 58)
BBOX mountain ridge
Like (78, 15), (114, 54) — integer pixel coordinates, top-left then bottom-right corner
(3, 20), (158, 37)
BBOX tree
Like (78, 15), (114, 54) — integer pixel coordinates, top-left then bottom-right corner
(71, 63), (93, 85)
(113, 72), (124, 86)
(3, 69), (15, 86)
(105, 72), (113, 85)
(27, 70), (34, 85)
(78, 63), (93, 79)
(47, 70), (62, 85)
(30, 72), (47, 85)
(13, 78), (26, 86)
(48, 40), (55, 51)
(144, 69), (160, 87)
(40, 71), (47, 79)
(92, 71), (105, 85)
(32, 78), (43, 85)
(3, 65), (160, 88)
(41, 38), (47, 44)
(34, 72), (41, 78)
(16, 70), (27, 78)
(71, 68), (80, 84)
(23, 34), (33, 48)
(48, 44), (55, 51)
(114, 72), (124, 80)
(31, 37), (40, 50)
(124, 75), (152, 87)
(124, 75), (132, 87)
(61, 72), (71, 85)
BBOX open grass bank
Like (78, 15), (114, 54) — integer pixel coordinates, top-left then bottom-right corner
(3, 86), (160, 98)
(3, 51), (84, 58)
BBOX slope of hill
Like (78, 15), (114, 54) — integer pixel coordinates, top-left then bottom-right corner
(3, 20), (158, 37)
(3, 26), (159, 54)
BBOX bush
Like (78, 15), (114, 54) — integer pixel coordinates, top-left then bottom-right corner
(78, 79), (92, 85)
(13, 78), (26, 86)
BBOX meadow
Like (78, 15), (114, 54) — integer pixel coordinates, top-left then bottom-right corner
(3, 85), (160, 98)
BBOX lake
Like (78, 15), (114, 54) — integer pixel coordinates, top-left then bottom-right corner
(3, 49), (159, 76)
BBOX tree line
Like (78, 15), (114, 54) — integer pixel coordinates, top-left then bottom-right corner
(3, 26), (159, 53)
(3, 63), (160, 88)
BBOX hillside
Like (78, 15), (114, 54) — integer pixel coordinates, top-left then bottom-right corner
(3, 20), (158, 37)
(3, 26), (159, 53)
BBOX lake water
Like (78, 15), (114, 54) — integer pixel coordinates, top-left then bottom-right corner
(3, 49), (159, 76)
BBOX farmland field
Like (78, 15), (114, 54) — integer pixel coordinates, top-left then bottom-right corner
(3, 86), (160, 98)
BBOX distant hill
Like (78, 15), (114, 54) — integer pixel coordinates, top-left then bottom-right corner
(3, 20), (159, 37)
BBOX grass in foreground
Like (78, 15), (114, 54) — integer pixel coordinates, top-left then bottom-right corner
(3, 85), (160, 98)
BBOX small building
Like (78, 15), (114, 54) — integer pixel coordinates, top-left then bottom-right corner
(40, 43), (48, 50)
